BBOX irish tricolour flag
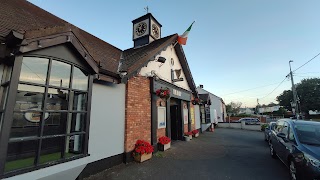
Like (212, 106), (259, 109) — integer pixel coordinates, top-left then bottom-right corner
(177, 21), (195, 45)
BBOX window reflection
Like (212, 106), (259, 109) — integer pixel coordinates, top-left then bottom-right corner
(5, 140), (38, 172)
(20, 57), (48, 84)
(73, 92), (87, 111)
(39, 137), (64, 164)
(10, 113), (40, 139)
(46, 88), (69, 111)
(15, 84), (45, 111)
(6, 56), (90, 173)
(66, 135), (83, 155)
(67, 113), (86, 133)
(72, 67), (88, 90)
(49, 60), (71, 88)
(43, 112), (67, 136)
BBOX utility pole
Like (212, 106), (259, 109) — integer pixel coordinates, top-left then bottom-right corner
(289, 60), (299, 119)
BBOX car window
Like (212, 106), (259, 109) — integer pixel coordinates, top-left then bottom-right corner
(288, 126), (295, 141)
(281, 122), (289, 137)
(275, 121), (284, 133)
(295, 124), (320, 145)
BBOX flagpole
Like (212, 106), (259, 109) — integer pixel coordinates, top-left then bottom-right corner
(172, 40), (178, 47)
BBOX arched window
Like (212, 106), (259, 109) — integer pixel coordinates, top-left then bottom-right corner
(4, 56), (90, 173)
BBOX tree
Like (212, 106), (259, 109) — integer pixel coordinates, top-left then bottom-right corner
(277, 78), (320, 118)
(276, 90), (292, 110)
(226, 102), (242, 115)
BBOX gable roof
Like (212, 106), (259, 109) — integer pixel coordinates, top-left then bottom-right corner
(121, 34), (197, 94)
(199, 94), (209, 102)
(121, 34), (177, 76)
(197, 87), (222, 99)
(0, 0), (122, 77)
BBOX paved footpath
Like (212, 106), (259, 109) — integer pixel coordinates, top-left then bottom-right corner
(85, 128), (290, 180)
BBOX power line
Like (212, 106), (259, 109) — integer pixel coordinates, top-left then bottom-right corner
(293, 52), (320, 72)
(222, 81), (284, 96)
(260, 77), (289, 100)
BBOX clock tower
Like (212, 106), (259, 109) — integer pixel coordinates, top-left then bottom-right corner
(132, 13), (162, 47)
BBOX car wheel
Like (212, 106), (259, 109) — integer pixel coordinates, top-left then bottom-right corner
(289, 160), (298, 180)
(269, 143), (277, 158)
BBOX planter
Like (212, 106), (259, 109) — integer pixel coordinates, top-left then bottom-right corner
(158, 142), (171, 151)
(193, 133), (199, 138)
(184, 136), (191, 141)
(134, 153), (152, 163)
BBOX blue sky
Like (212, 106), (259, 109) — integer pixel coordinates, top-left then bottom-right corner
(29, 0), (320, 107)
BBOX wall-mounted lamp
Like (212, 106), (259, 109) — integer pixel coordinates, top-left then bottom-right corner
(156, 56), (166, 63)
(119, 70), (127, 77)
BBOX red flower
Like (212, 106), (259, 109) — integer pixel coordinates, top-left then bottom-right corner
(155, 88), (170, 99)
(192, 129), (199, 135)
(158, 136), (171, 145)
(184, 132), (193, 136)
(133, 139), (154, 156)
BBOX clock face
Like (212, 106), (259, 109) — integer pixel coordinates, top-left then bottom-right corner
(152, 24), (160, 38)
(135, 22), (147, 36)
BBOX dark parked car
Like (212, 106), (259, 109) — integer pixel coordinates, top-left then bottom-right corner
(264, 122), (276, 142)
(269, 119), (320, 180)
(236, 118), (260, 125)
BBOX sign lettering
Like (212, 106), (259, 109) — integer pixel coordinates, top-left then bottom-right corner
(173, 89), (182, 97)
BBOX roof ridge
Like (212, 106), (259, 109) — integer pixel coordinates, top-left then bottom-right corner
(24, 1), (122, 52)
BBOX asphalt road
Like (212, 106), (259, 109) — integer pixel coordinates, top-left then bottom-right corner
(85, 128), (290, 180)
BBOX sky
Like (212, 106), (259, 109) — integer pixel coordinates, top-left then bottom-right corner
(29, 0), (320, 107)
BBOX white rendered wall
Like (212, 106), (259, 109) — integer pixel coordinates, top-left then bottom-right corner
(194, 105), (201, 129)
(139, 45), (191, 91)
(89, 83), (125, 161)
(209, 94), (223, 123)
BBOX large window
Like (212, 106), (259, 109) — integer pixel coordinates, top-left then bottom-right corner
(4, 56), (89, 173)
(0, 65), (12, 134)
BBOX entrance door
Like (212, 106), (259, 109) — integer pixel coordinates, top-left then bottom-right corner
(170, 105), (182, 140)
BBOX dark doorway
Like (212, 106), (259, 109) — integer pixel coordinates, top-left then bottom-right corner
(170, 104), (182, 140)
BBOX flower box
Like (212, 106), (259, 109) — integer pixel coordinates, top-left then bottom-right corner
(192, 129), (199, 138)
(158, 142), (171, 151)
(184, 136), (191, 141)
(133, 140), (154, 163)
(184, 132), (193, 140)
(134, 153), (152, 163)
(193, 132), (199, 137)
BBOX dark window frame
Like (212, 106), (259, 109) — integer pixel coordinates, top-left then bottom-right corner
(0, 55), (93, 178)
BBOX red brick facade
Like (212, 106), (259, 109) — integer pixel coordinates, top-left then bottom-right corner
(124, 76), (151, 152)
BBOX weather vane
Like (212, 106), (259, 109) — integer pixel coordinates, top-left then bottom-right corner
(144, 6), (149, 13)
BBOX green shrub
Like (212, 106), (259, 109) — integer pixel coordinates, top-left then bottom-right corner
(261, 124), (268, 131)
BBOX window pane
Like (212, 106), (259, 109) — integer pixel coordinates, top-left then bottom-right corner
(43, 112), (67, 136)
(15, 84), (45, 111)
(20, 57), (48, 84)
(65, 134), (84, 156)
(10, 113), (40, 139)
(72, 67), (88, 90)
(66, 113), (86, 133)
(5, 140), (38, 172)
(49, 60), (71, 88)
(46, 88), (69, 111)
(73, 92), (87, 111)
(40, 137), (64, 164)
